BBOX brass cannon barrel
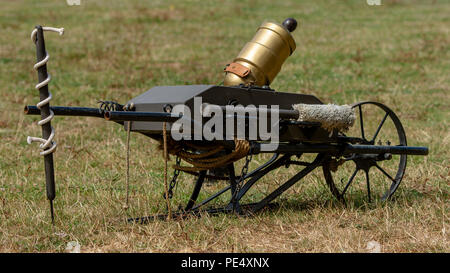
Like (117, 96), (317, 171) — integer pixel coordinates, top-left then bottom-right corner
(224, 18), (298, 87)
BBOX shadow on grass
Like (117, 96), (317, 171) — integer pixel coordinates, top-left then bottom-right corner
(255, 187), (436, 216)
(123, 185), (439, 223)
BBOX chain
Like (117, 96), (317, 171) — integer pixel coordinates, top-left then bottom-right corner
(164, 156), (181, 199)
(232, 145), (253, 200)
(98, 100), (124, 112)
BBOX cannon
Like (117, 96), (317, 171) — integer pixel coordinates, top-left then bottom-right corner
(25, 19), (428, 223)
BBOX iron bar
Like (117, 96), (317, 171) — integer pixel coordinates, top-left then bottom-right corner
(191, 186), (231, 210)
(104, 111), (181, 122)
(190, 154), (283, 210)
(243, 153), (279, 179)
(34, 26), (56, 223)
(236, 154), (291, 201)
(341, 168), (359, 197)
(207, 105), (300, 120)
(365, 170), (371, 203)
(375, 163), (396, 183)
(358, 104), (365, 141)
(250, 143), (428, 156)
(372, 112), (389, 143)
(251, 154), (325, 212)
(25, 105), (104, 118)
(227, 163), (240, 213)
(184, 170), (206, 211)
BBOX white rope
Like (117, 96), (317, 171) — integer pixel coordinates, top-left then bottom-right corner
(30, 27), (64, 43)
(27, 27), (64, 156)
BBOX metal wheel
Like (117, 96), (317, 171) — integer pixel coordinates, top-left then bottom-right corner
(323, 101), (407, 203)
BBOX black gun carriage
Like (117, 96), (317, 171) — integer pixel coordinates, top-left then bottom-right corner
(25, 19), (428, 223)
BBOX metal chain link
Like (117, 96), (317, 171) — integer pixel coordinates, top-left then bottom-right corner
(232, 145), (253, 200)
(97, 100), (124, 112)
(164, 156), (181, 199)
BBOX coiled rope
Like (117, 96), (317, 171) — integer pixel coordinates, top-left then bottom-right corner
(160, 137), (251, 172)
(27, 27), (64, 156)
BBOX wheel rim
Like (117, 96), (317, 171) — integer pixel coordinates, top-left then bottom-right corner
(322, 101), (407, 203)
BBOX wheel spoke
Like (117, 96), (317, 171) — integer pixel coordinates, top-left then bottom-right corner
(324, 102), (407, 203)
(341, 168), (359, 197)
(374, 163), (397, 184)
(365, 170), (371, 202)
(371, 112), (389, 143)
(358, 105), (365, 140)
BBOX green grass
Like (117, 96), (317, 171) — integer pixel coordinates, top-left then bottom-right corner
(0, 0), (448, 252)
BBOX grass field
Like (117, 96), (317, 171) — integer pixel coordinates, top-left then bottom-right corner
(0, 0), (448, 252)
